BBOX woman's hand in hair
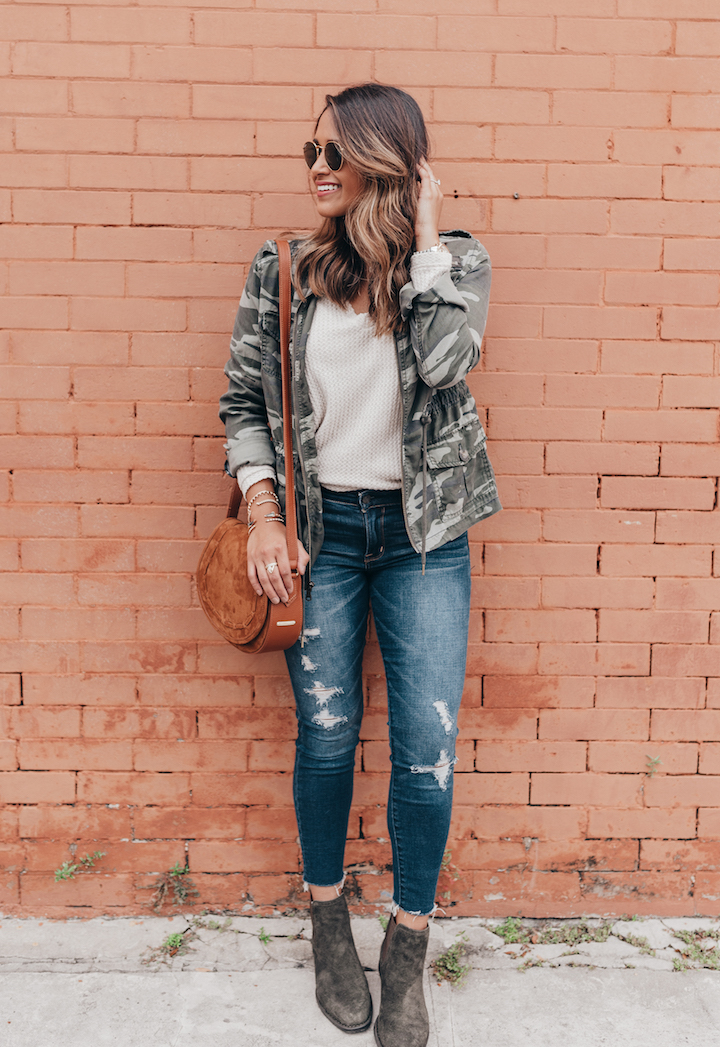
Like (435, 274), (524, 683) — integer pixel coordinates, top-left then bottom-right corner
(414, 159), (445, 252)
(247, 520), (309, 606)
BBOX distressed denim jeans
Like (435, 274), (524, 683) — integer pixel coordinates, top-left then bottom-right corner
(284, 487), (471, 915)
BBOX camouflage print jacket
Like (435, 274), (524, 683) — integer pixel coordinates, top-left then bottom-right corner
(219, 230), (502, 575)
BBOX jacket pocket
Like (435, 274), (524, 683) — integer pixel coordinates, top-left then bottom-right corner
(426, 416), (486, 516)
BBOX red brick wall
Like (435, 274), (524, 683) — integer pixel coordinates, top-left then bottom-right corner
(2, 0), (720, 917)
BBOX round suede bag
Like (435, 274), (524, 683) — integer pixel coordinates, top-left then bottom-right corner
(196, 240), (303, 653)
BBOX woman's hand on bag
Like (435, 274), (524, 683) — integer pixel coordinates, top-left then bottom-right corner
(247, 520), (309, 605)
(415, 158), (444, 251)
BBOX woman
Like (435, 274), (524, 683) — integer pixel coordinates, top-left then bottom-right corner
(220, 83), (500, 1047)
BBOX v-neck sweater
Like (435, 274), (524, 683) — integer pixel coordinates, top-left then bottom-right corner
(236, 250), (452, 495)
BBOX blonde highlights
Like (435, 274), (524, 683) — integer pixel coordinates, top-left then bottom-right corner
(295, 84), (429, 335)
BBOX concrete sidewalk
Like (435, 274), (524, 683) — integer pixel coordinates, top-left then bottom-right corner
(1, 913), (719, 1046)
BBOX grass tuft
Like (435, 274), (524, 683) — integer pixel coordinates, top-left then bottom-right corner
(493, 917), (611, 947)
(623, 933), (655, 956)
(673, 929), (720, 971)
(431, 933), (470, 988)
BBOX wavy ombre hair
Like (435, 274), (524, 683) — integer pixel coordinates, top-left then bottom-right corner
(294, 84), (429, 335)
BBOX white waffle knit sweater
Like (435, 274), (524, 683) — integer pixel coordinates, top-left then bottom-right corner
(237, 249), (452, 495)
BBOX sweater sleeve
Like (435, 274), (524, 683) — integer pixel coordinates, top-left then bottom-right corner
(400, 235), (491, 390)
(409, 249), (452, 293)
(235, 465), (277, 498)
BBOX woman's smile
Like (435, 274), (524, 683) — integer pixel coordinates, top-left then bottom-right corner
(315, 182), (341, 195)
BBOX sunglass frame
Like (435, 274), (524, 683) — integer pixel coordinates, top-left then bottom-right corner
(303, 140), (344, 172)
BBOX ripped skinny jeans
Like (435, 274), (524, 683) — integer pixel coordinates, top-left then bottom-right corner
(284, 487), (471, 916)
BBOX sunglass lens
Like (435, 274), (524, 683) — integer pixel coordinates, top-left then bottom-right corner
(303, 142), (318, 168)
(325, 141), (343, 171)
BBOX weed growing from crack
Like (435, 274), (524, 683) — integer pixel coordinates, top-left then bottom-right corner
(494, 916), (532, 944)
(378, 914), (389, 932)
(431, 934), (470, 988)
(494, 918), (612, 947)
(624, 933), (655, 956)
(190, 915), (299, 946)
(540, 921), (612, 946)
(54, 851), (106, 882)
(142, 861), (200, 913)
(646, 754), (662, 777)
(163, 932), (186, 954)
(142, 915), (299, 967)
(142, 927), (198, 966)
(193, 915), (233, 933)
(673, 930), (720, 971)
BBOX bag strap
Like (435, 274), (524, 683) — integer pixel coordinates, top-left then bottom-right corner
(277, 238), (298, 571)
(226, 239), (298, 573)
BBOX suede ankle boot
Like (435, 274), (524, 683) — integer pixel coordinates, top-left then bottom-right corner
(374, 915), (430, 1047)
(310, 893), (372, 1034)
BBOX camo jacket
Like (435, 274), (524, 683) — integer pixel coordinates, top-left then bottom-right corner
(219, 230), (502, 573)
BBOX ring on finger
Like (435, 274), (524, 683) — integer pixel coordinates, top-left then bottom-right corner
(265, 561), (278, 575)
(431, 178), (441, 185)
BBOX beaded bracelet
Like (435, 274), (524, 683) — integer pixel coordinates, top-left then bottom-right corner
(247, 489), (280, 512)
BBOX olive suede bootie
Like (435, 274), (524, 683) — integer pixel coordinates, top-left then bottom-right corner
(374, 915), (430, 1047)
(310, 893), (373, 1034)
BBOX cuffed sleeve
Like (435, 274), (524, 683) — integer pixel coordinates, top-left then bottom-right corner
(400, 236), (491, 390)
(409, 249), (452, 293)
(235, 464), (277, 498)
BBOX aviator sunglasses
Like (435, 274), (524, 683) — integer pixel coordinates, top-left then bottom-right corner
(303, 140), (344, 172)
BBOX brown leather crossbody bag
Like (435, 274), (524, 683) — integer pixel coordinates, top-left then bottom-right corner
(196, 240), (303, 653)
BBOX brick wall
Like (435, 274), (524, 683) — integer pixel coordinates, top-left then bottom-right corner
(2, 0), (720, 918)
